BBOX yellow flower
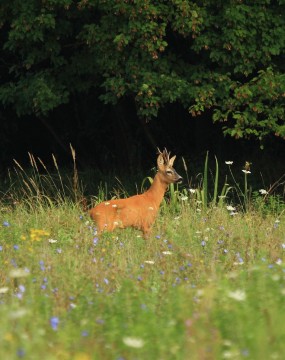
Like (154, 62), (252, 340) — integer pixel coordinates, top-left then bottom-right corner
(4, 332), (14, 342)
(73, 353), (91, 360)
(29, 229), (50, 242)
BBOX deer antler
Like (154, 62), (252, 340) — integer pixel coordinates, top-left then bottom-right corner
(157, 147), (171, 164)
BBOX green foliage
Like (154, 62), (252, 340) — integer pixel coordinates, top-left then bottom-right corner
(0, 0), (284, 140)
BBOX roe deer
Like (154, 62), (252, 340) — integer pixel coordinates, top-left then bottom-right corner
(90, 149), (183, 238)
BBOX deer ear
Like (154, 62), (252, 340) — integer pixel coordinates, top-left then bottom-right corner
(169, 155), (176, 167)
(157, 154), (165, 170)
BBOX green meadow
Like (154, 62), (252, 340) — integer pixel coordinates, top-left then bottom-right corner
(0, 155), (285, 360)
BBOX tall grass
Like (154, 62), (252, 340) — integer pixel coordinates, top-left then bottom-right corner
(0, 152), (285, 359)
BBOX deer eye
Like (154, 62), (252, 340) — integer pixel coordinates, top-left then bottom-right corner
(166, 170), (173, 175)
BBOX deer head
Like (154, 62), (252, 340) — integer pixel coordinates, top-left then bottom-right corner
(157, 148), (183, 184)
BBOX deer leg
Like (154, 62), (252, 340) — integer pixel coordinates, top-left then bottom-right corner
(142, 226), (151, 239)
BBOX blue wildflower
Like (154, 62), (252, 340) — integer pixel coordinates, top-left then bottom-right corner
(3, 221), (10, 227)
(19, 285), (25, 293)
(13, 245), (19, 250)
(93, 237), (99, 245)
(50, 317), (59, 331)
(103, 278), (109, 285)
(0, 245), (3, 251)
(201, 240), (206, 247)
(17, 348), (25, 358)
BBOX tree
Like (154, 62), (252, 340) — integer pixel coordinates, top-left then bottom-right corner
(1, 0), (285, 143)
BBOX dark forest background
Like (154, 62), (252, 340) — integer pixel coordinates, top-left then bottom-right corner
(0, 0), (285, 188)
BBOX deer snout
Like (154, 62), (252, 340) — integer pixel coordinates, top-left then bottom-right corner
(176, 176), (183, 184)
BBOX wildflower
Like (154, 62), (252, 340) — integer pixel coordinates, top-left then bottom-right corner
(18, 285), (25, 293)
(144, 260), (155, 264)
(225, 161), (233, 165)
(81, 331), (89, 337)
(224, 249), (228, 254)
(242, 170), (251, 174)
(181, 196), (188, 201)
(226, 205), (236, 211)
(201, 240), (206, 247)
(103, 278), (109, 285)
(39, 260), (45, 271)
(9, 309), (29, 319)
(0, 245), (2, 251)
(9, 269), (29, 278)
(155, 235), (161, 239)
(17, 348), (25, 358)
(259, 189), (268, 195)
(189, 188), (196, 194)
(3, 221), (10, 227)
(162, 251), (172, 255)
(282, 244), (285, 249)
(48, 239), (58, 243)
(276, 258), (282, 265)
(123, 336), (145, 348)
(50, 316), (59, 331)
(30, 229), (50, 242)
(93, 237), (99, 245)
(228, 289), (247, 301)
(13, 245), (19, 250)
(0, 287), (9, 294)
(56, 248), (62, 254)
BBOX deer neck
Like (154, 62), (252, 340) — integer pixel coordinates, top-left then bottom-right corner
(145, 173), (168, 207)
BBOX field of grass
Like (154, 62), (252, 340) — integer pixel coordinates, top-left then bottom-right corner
(1, 157), (285, 360)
